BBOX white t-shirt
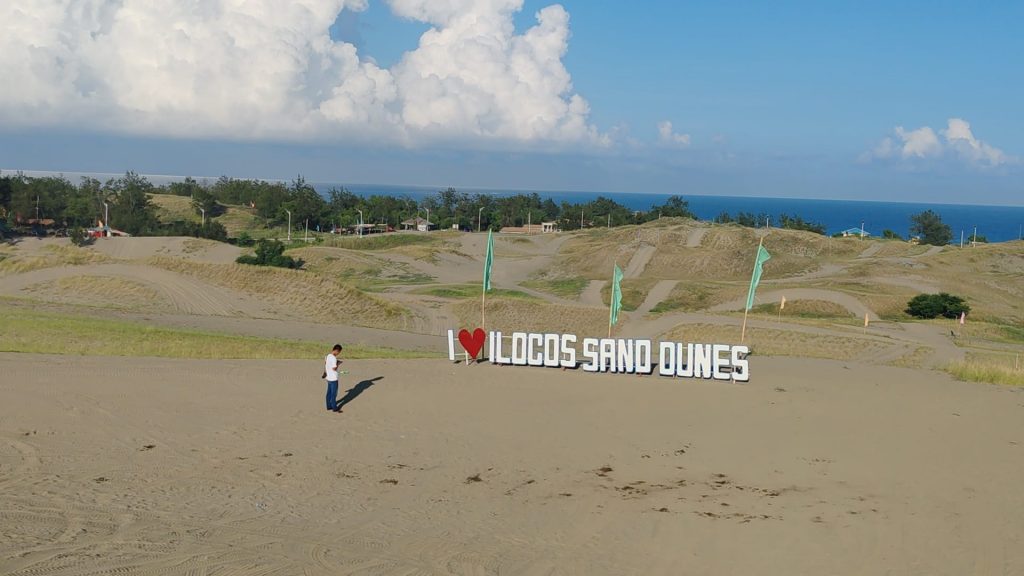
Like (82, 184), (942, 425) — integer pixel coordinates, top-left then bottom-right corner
(325, 353), (339, 381)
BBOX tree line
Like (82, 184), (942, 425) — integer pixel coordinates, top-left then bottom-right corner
(0, 172), (698, 237)
(0, 171), (957, 246)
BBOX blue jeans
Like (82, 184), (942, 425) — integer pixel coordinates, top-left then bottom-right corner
(326, 380), (339, 411)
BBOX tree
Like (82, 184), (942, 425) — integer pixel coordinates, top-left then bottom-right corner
(105, 172), (158, 234)
(281, 175), (327, 228)
(169, 176), (203, 198)
(882, 229), (902, 240)
(650, 195), (694, 219)
(190, 187), (220, 218)
(905, 293), (970, 319)
(68, 226), (92, 246)
(236, 238), (304, 269)
(910, 210), (952, 246)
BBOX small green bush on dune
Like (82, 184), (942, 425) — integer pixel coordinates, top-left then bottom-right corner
(236, 238), (304, 269)
(905, 293), (970, 319)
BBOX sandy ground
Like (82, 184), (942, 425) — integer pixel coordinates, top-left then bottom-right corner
(1, 353), (1022, 575)
(2, 229), (1023, 574)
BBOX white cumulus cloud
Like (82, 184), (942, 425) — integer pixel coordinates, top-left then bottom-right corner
(864, 118), (1013, 167)
(942, 118), (1007, 167)
(657, 121), (691, 146)
(0, 0), (605, 147)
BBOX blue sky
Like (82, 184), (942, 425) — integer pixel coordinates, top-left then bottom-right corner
(1, 1), (1021, 203)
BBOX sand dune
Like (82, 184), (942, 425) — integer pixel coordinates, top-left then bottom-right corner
(2, 224), (1023, 574)
(0, 263), (272, 316)
(1, 354), (1022, 575)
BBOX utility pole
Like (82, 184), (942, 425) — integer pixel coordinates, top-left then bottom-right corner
(285, 209), (292, 242)
(960, 230), (964, 248)
(528, 211), (531, 234)
(478, 207), (484, 233)
(580, 208), (584, 230)
(607, 213), (610, 228)
(973, 225), (977, 247)
(35, 195), (40, 221)
(200, 207), (206, 227)
(304, 219), (309, 242)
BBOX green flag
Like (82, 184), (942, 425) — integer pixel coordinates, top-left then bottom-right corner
(483, 229), (494, 292)
(609, 264), (624, 326)
(745, 244), (771, 311)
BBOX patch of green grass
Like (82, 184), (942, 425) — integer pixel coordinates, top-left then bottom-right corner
(521, 277), (588, 299)
(1000, 325), (1024, 343)
(946, 355), (1024, 387)
(598, 278), (657, 312)
(414, 284), (538, 300)
(0, 306), (428, 359)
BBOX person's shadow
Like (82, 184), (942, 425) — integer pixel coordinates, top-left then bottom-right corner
(337, 376), (384, 409)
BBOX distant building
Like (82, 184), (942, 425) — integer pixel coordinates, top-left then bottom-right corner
(501, 222), (559, 235)
(400, 217), (434, 232)
(841, 227), (870, 238)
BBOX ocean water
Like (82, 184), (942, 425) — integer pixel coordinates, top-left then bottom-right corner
(314, 183), (1024, 243)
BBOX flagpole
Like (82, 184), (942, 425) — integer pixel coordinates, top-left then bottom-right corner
(741, 236), (763, 343)
(481, 229), (493, 342)
(608, 261), (615, 339)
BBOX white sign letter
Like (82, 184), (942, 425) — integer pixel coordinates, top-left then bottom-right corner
(582, 338), (600, 372)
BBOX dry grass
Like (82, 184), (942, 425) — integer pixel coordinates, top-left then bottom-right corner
(147, 256), (416, 330)
(651, 282), (746, 314)
(600, 223), (856, 282)
(554, 227), (643, 280)
(662, 323), (890, 361)
(150, 193), (200, 223)
(950, 321), (1024, 347)
(453, 298), (607, 337)
(0, 244), (111, 276)
(150, 194), (272, 237)
(291, 246), (378, 271)
(804, 279), (914, 320)
(946, 352), (1024, 386)
(218, 206), (271, 237)
(879, 242), (1024, 323)
(0, 305), (426, 359)
(758, 299), (853, 319)
(22, 276), (173, 312)
(868, 241), (934, 258)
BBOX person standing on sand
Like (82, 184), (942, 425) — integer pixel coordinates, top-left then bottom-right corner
(324, 344), (343, 412)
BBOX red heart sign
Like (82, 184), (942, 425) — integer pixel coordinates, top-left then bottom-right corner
(458, 328), (486, 360)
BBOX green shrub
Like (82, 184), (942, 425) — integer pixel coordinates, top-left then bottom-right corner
(236, 232), (255, 247)
(905, 292), (970, 319)
(236, 238), (304, 269)
(68, 227), (92, 246)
